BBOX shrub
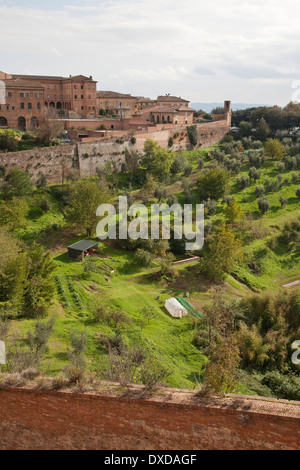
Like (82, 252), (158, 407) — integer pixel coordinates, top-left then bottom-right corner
(40, 197), (51, 213)
(204, 198), (217, 216)
(279, 195), (287, 208)
(139, 359), (170, 390)
(255, 185), (264, 197)
(296, 188), (300, 200)
(187, 125), (198, 146)
(134, 249), (153, 267)
(257, 197), (270, 215)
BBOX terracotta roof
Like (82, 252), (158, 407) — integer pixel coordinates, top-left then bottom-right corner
(137, 105), (194, 114)
(11, 74), (64, 81)
(157, 95), (189, 103)
(97, 91), (136, 99)
(11, 74), (96, 82)
(4, 78), (44, 89)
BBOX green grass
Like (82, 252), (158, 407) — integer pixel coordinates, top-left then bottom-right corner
(6, 146), (300, 394)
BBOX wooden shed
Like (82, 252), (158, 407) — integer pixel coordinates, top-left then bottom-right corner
(67, 240), (98, 261)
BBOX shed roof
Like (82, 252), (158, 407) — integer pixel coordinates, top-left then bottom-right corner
(67, 240), (98, 252)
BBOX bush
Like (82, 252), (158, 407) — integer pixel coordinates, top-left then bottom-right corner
(204, 198), (217, 216)
(279, 195), (287, 208)
(257, 197), (270, 215)
(255, 185), (264, 197)
(139, 359), (170, 390)
(187, 125), (198, 146)
(296, 188), (300, 200)
(40, 197), (51, 213)
(134, 249), (153, 267)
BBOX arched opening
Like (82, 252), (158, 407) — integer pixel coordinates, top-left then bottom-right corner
(56, 102), (62, 109)
(156, 115), (160, 124)
(18, 116), (26, 131)
(167, 115), (171, 123)
(162, 115), (165, 123)
(0, 116), (8, 127)
(31, 117), (39, 129)
(49, 102), (55, 108)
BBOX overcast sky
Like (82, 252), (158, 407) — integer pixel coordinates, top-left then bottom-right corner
(1, 0), (300, 106)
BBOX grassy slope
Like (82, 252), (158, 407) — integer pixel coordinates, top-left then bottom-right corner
(9, 145), (300, 392)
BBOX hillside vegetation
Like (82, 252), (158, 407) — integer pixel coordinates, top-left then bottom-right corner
(0, 131), (299, 398)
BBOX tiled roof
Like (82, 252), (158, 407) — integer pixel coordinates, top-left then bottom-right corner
(4, 78), (44, 89)
(11, 74), (96, 82)
(157, 95), (189, 102)
(97, 91), (136, 99)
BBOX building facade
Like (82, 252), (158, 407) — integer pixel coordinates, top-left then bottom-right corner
(96, 91), (137, 118)
(0, 71), (97, 130)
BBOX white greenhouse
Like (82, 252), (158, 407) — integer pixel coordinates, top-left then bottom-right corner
(165, 298), (188, 318)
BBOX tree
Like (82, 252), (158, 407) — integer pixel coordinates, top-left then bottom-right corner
(66, 180), (111, 237)
(2, 168), (32, 200)
(142, 139), (174, 181)
(0, 228), (26, 318)
(187, 125), (198, 146)
(258, 197), (270, 215)
(199, 224), (242, 280)
(255, 117), (270, 141)
(198, 168), (230, 200)
(34, 108), (64, 146)
(239, 121), (253, 137)
(264, 138), (286, 160)
(224, 199), (243, 223)
(124, 148), (140, 182)
(203, 334), (240, 396)
(27, 318), (55, 357)
(0, 197), (29, 230)
(23, 244), (56, 318)
(0, 131), (18, 152)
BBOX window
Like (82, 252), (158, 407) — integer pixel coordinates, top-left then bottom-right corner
(8, 92), (12, 98)
(21, 103), (25, 109)
(28, 103), (32, 109)
(81, 106), (84, 110)
(81, 95), (83, 99)
(37, 102), (41, 110)
(20, 92), (24, 97)
(81, 85), (84, 89)
(75, 95), (77, 99)
(74, 85), (77, 89)
(25, 93), (29, 98)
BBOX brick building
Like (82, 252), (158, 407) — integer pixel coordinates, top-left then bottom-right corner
(96, 91), (137, 118)
(135, 105), (195, 125)
(0, 71), (97, 130)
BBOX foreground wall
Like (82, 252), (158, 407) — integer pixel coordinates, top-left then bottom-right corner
(0, 119), (230, 183)
(0, 386), (299, 450)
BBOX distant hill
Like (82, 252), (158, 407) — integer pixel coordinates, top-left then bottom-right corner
(190, 103), (267, 113)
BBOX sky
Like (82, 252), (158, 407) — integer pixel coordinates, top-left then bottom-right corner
(0, 0), (300, 106)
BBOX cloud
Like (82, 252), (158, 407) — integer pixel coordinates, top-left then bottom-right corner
(0, 0), (299, 104)
(194, 66), (215, 76)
